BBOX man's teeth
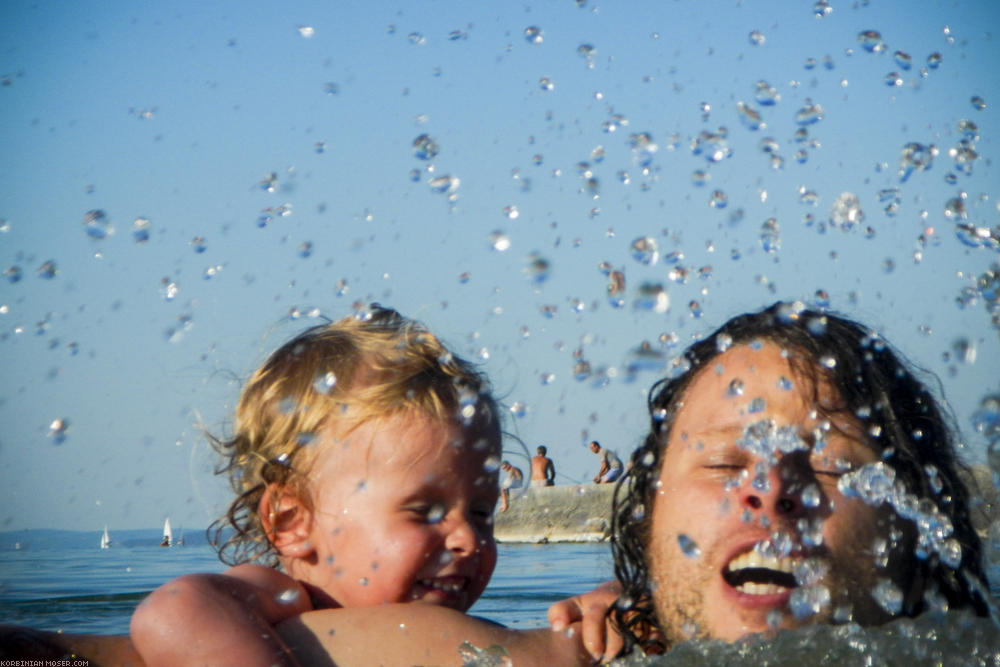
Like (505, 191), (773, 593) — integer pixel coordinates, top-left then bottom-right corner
(726, 549), (799, 595)
(420, 578), (464, 593)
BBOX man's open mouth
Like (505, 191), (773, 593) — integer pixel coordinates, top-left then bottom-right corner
(723, 547), (799, 595)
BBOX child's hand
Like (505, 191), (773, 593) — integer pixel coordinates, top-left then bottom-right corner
(547, 580), (623, 663)
(130, 564), (313, 667)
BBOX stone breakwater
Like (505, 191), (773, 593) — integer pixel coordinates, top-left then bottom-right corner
(493, 466), (998, 545)
(494, 483), (615, 543)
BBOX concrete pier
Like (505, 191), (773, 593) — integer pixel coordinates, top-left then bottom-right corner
(493, 483), (616, 543)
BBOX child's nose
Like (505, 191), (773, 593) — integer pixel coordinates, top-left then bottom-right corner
(443, 514), (477, 555)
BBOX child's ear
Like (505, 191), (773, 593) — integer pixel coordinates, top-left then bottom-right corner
(259, 485), (314, 558)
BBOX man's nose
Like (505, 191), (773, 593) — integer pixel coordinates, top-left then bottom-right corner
(740, 462), (805, 519)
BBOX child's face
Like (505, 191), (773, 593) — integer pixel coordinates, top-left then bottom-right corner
(290, 411), (500, 612)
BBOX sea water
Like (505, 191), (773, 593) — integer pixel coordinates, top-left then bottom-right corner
(1, 531), (998, 663)
(0, 531), (612, 635)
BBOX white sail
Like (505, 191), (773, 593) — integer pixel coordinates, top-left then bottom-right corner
(100, 525), (110, 549)
(161, 517), (173, 547)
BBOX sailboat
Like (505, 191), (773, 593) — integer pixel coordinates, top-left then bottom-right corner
(100, 525), (111, 549)
(160, 517), (173, 547)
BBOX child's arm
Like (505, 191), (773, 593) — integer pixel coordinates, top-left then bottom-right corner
(277, 603), (593, 666)
(547, 580), (623, 663)
(130, 563), (314, 667)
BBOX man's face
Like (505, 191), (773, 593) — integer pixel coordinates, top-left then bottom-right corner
(647, 342), (897, 643)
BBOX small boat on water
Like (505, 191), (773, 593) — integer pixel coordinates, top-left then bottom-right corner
(100, 524), (111, 549)
(160, 517), (173, 547)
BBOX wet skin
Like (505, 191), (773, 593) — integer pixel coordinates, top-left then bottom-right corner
(284, 413), (500, 612)
(647, 342), (897, 643)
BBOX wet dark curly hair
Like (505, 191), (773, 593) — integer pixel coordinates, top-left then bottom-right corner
(609, 301), (991, 656)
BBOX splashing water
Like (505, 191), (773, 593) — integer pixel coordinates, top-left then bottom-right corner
(829, 192), (864, 231)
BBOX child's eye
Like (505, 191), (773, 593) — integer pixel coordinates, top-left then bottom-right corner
(407, 503), (446, 524)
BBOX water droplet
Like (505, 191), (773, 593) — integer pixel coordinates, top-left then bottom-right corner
(322, 82), (340, 95)
(970, 95), (986, 111)
(428, 175), (459, 195)
(884, 71), (902, 87)
(297, 26), (315, 38)
(408, 32), (425, 45)
(524, 253), (550, 284)
(927, 52), (942, 69)
(691, 170), (709, 186)
(829, 192), (864, 231)
(728, 378), (745, 397)
(760, 218), (780, 253)
(677, 533), (701, 558)
(630, 237), (659, 265)
(412, 134), (439, 160)
(754, 80), (780, 106)
(709, 190), (728, 209)
(893, 50), (912, 70)
(83, 209), (113, 240)
(899, 142), (936, 182)
(540, 372), (556, 386)
(488, 232), (510, 252)
(132, 217), (151, 243)
(538, 76), (554, 91)
(48, 418), (70, 443)
(298, 242), (313, 259)
(872, 578), (903, 615)
(789, 585), (831, 619)
(795, 101), (824, 125)
(634, 282), (669, 313)
(509, 402), (527, 418)
(36, 261), (57, 280)
(160, 278), (179, 301)
(313, 372), (337, 395)
(524, 26), (543, 44)
(748, 30), (765, 46)
(736, 101), (764, 130)
(857, 30), (886, 53)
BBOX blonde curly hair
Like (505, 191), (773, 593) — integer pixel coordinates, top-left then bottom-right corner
(209, 304), (501, 566)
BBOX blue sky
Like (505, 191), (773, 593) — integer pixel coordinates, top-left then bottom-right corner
(1, 0), (997, 531)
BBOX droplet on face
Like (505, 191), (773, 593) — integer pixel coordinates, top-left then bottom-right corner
(277, 588), (301, 604)
(789, 584), (831, 620)
(728, 378), (745, 397)
(677, 533), (701, 558)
